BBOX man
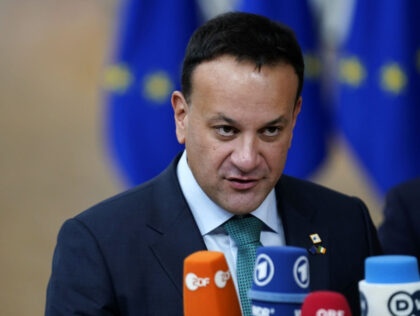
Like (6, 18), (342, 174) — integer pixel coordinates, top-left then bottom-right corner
(46, 12), (381, 315)
(378, 178), (420, 268)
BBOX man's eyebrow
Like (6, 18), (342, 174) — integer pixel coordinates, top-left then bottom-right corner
(208, 114), (289, 126)
(208, 114), (238, 125)
(265, 115), (289, 126)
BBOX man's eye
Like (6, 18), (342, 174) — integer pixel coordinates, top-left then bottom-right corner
(262, 127), (281, 137)
(215, 126), (237, 137)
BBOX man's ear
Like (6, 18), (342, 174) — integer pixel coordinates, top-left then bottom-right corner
(288, 96), (302, 148)
(171, 91), (189, 144)
(292, 96), (302, 127)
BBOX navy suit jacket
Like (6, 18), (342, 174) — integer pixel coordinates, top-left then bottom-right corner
(46, 155), (381, 315)
(378, 178), (420, 268)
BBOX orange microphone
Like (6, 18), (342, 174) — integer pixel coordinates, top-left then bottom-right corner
(183, 251), (242, 316)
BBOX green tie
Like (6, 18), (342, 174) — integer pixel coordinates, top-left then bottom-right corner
(223, 215), (263, 316)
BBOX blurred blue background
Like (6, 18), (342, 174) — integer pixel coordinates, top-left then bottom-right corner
(105, 0), (420, 194)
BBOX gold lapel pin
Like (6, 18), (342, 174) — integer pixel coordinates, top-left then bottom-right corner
(309, 233), (322, 244)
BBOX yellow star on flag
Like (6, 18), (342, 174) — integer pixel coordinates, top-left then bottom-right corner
(339, 56), (366, 87)
(142, 71), (174, 104)
(103, 64), (133, 93)
(380, 63), (407, 95)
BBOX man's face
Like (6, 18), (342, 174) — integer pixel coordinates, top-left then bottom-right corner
(172, 55), (301, 215)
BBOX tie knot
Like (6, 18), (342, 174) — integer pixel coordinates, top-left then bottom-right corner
(223, 215), (263, 246)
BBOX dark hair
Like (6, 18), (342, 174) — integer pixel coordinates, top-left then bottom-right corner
(181, 11), (304, 104)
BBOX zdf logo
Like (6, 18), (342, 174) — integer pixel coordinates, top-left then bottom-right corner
(214, 270), (230, 288)
(185, 273), (210, 291)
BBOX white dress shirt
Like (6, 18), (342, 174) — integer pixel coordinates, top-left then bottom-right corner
(176, 151), (285, 292)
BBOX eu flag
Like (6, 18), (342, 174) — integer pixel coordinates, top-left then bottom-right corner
(337, 0), (420, 194)
(103, 0), (200, 186)
(237, 0), (329, 178)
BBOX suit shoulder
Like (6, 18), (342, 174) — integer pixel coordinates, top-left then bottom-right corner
(77, 180), (154, 222)
(70, 157), (181, 234)
(278, 175), (369, 217)
(279, 175), (381, 255)
(280, 174), (358, 201)
(389, 178), (420, 207)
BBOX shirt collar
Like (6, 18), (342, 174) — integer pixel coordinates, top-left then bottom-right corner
(177, 151), (280, 236)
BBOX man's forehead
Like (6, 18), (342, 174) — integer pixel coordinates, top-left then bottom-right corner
(190, 55), (295, 87)
(187, 55), (299, 112)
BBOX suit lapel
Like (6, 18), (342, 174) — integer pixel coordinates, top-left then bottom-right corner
(148, 210), (206, 295)
(145, 156), (206, 295)
(276, 175), (330, 290)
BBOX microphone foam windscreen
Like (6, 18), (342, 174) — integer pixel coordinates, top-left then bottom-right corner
(249, 246), (310, 315)
(301, 291), (352, 316)
(359, 255), (420, 316)
(183, 250), (241, 316)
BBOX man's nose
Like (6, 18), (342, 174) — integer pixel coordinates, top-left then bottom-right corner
(230, 136), (260, 173)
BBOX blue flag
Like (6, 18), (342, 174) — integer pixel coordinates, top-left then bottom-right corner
(337, 0), (420, 194)
(104, 0), (200, 186)
(237, 0), (329, 178)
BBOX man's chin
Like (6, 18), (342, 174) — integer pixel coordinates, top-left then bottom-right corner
(209, 183), (269, 214)
(221, 197), (264, 215)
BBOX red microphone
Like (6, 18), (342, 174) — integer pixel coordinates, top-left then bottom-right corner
(301, 291), (352, 316)
(183, 251), (242, 316)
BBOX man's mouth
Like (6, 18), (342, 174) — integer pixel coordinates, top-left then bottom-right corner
(226, 177), (259, 190)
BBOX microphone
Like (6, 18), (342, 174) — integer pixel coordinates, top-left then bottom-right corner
(301, 291), (352, 316)
(358, 255), (420, 316)
(183, 250), (242, 316)
(248, 246), (310, 316)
